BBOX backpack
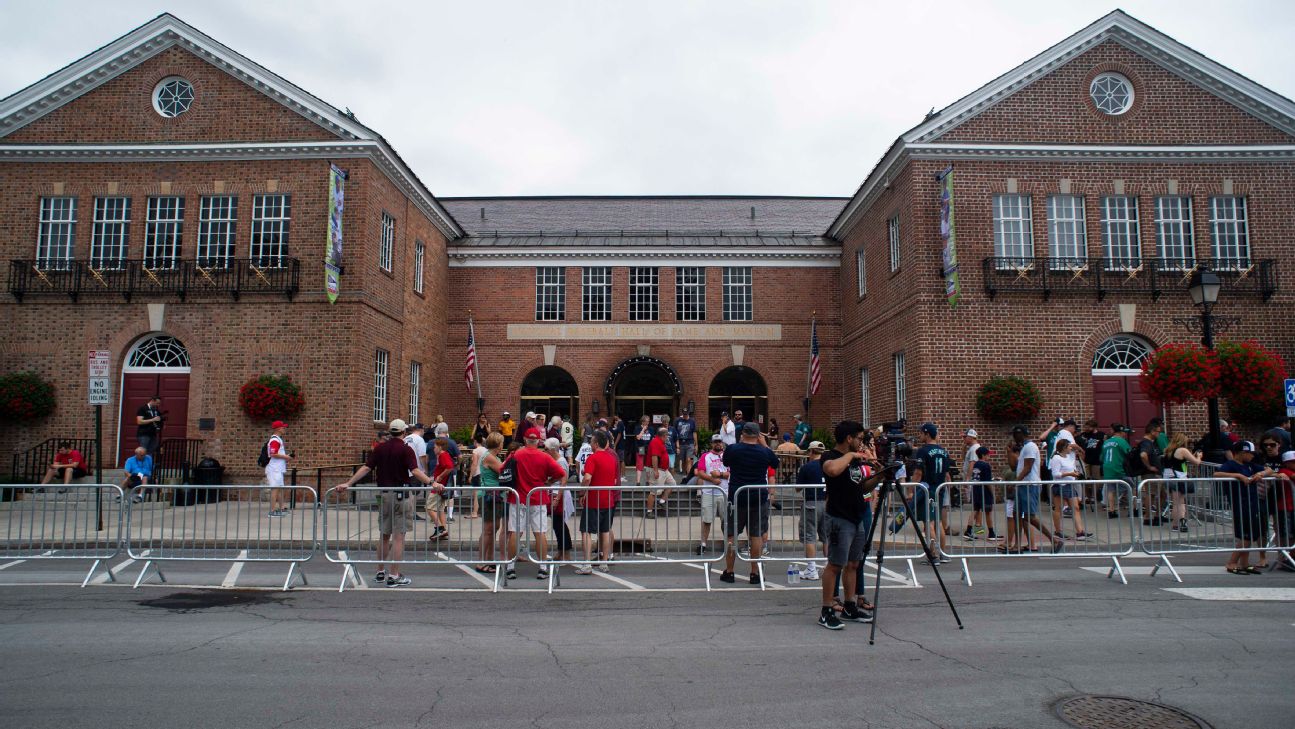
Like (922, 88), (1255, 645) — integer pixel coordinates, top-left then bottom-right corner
(1124, 443), (1144, 476)
(257, 440), (272, 468)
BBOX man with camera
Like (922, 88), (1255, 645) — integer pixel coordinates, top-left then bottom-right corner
(135, 396), (164, 456)
(819, 420), (887, 630)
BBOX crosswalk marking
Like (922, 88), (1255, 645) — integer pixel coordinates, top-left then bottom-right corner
(1163, 587), (1295, 601)
(221, 550), (249, 588)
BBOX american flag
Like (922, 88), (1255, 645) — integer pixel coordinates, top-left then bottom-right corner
(809, 318), (822, 396)
(464, 319), (477, 393)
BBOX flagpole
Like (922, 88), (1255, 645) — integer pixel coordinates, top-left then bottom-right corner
(469, 310), (484, 416)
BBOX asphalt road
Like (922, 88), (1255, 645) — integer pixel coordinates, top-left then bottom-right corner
(0, 556), (1291, 729)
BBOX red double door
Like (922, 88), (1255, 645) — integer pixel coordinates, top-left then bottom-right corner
(1092, 376), (1161, 431)
(117, 374), (189, 464)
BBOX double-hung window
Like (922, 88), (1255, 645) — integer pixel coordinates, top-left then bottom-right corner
(413, 240), (425, 294)
(1100, 196), (1140, 269)
(859, 368), (870, 426)
(582, 267), (611, 321)
(1209, 196), (1250, 269)
(251, 194), (290, 267)
(409, 361), (421, 423)
(722, 267), (752, 321)
(676, 266), (706, 321)
(373, 349), (389, 423)
(197, 195), (237, 268)
(629, 267), (659, 321)
(379, 212), (394, 272)
(144, 196), (184, 269)
(36, 197), (77, 270)
(893, 352), (907, 420)
(887, 216), (901, 272)
(90, 197), (130, 270)
(992, 194), (1033, 266)
(1046, 195), (1086, 267)
(856, 249), (867, 297)
(535, 267), (566, 321)
(1154, 196), (1194, 268)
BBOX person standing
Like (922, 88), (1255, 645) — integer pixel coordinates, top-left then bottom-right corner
(793, 414), (812, 451)
(1162, 432), (1205, 533)
(426, 437), (455, 540)
(964, 446), (998, 541)
(1079, 419), (1108, 506)
(795, 441), (828, 581)
(911, 422), (952, 563)
(766, 418), (781, 442)
(609, 415), (626, 464)
(135, 396), (164, 456)
(1137, 421), (1165, 527)
(644, 427), (676, 516)
(718, 411), (737, 446)
(474, 432), (507, 573)
(1264, 417), (1292, 452)
(720, 422), (779, 585)
(1010, 424), (1062, 552)
(264, 421), (293, 518)
(1101, 425), (1134, 519)
(673, 410), (698, 479)
(576, 431), (620, 574)
(633, 415), (653, 487)
(695, 435), (729, 555)
(503, 429), (569, 580)
(473, 414), (491, 446)
(1216, 441), (1272, 575)
(817, 421), (884, 630)
(559, 416), (575, 463)
(498, 411), (516, 450)
(961, 429), (981, 482)
(403, 424), (429, 523)
(337, 420), (437, 587)
(545, 438), (575, 571)
(1049, 439), (1088, 540)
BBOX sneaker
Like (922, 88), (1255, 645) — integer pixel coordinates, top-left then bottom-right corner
(267, 510), (283, 518)
(1051, 539), (1065, 554)
(536, 568), (550, 580)
(940, 556), (952, 564)
(505, 568), (517, 580)
(962, 531), (977, 541)
(762, 545), (771, 557)
(749, 573), (762, 585)
(1074, 532), (1090, 541)
(695, 543), (708, 555)
(386, 574), (411, 588)
(574, 565), (593, 575)
(57, 487), (69, 494)
(973, 525), (986, 535)
(987, 533), (1003, 542)
(1062, 506), (1073, 517)
(738, 547), (751, 559)
(131, 494), (144, 504)
(429, 527), (448, 541)
(719, 571), (736, 583)
(889, 514), (906, 533)
(819, 608), (844, 631)
(801, 566), (820, 581)
(644, 510), (656, 519)
(374, 570), (386, 582)
(842, 605), (874, 623)
(595, 564), (610, 573)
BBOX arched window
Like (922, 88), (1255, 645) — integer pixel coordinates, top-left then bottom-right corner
(605, 357), (681, 427)
(1091, 334), (1153, 374)
(520, 366), (579, 423)
(708, 366), (768, 429)
(126, 335), (190, 370)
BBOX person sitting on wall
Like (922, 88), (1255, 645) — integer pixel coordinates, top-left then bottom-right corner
(39, 441), (88, 493)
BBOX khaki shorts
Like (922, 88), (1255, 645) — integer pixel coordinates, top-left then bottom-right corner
(380, 494), (414, 535)
(426, 489), (452, 512)
(700, 490), (727, 525)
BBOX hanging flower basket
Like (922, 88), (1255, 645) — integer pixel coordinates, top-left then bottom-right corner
(238, 375), (305, 421)
(1138, 343), (1221, 405)
(976, 376), (1043, 422)
(1217, 339), (1287, 424)
(0, 371), (56, 423)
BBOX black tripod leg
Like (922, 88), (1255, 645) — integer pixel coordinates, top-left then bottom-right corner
(861, 483), (891, 645)
(896, 487), (964, 630)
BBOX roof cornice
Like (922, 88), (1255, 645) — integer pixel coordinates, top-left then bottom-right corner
(908, 142), (1295, 162)
(446, 246), (842, 268)
(0, 140), (463, 238)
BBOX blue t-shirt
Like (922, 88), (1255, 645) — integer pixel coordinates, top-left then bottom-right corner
(665, 426), (678, 455)
(674, 418), (696, 447)
(723, 442), (779, 504)
(972, 460), (992, 482)
(1217, 459), (1263, 506)
(914, 444), (952, 488)
(124, 454), (153, 477)
(796, 459), (826, 501)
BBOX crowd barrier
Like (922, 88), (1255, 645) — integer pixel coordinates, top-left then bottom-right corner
(321, 485), (518, 592)
(521, 485), (727, 592)
(126, 484), (316, 590)
(1138, 477), (1295, 582)
(935, 480), (1138, 585)
(0, 483), (124, 586)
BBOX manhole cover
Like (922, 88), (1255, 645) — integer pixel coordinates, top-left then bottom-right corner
(1055, 695), (1213, 729)
(138, 590), (289, 613)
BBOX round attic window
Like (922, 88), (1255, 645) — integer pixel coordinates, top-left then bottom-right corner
(153, 77), (194, 118)
(1089, 73), (1134, 115)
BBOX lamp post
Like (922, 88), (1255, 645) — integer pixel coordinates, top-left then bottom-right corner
(1187, 269), (1227, 463)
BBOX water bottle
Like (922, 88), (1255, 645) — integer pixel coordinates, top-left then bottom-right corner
(787, 563), (801, 585)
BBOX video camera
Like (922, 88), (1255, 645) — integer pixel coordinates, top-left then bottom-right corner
(875, 419), (910, 467)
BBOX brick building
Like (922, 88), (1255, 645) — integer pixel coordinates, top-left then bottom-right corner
(2, 11), (1292, 479)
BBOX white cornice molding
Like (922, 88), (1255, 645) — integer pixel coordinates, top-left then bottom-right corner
(446, 246), (842, 268)
(0, 141), (463, 238)
(907, 143), (1295, 162)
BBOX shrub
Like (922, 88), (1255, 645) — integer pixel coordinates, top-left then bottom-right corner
(976, 376), (1043, 422)
(1217, 340), (1287, 424)
(237, 375), (305, 421)
(0, 371), (56, 422)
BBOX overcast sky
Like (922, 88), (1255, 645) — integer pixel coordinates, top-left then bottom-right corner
(2, 1), (1293, 197)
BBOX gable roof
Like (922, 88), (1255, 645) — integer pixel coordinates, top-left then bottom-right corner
(828, 9), (1295, 238)
(0, 13), (463, 237)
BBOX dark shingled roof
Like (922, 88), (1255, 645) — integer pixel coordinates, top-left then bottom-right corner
(441, 196), (848, 237)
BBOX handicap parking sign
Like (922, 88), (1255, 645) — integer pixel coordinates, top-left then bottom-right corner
(1286, 378), (1295, 417)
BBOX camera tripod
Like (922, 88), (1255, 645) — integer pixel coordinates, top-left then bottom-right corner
(859, 468), (964, 644)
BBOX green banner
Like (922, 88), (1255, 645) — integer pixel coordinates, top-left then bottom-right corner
(939, 166), (959, 308)
(325, 164), (346, 303)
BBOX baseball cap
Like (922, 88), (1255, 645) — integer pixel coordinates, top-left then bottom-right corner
(1062, 418), (1077, 427)
(1010, 424), (1029, 435)
(271, 420), (287, 429)
(919, 422), (938, 437)
(1282, 450), (1295, 463)
(1120, 425), (1135, 434)
(412, 423), (426, 431)
(965, 428), (978, 438)
(794, 414), (803, 421)
(711, 434), (724, 442)
(975, 446), (990, 458)
(544, 437), (560, 450)
(808, 440), (825, 451)
(741, 421), (762, 436)
(388, 418), (407, 432)
(1234, 440), (1255, 453)
(525, 411), (536, 419)
(502, 411), (510, 416)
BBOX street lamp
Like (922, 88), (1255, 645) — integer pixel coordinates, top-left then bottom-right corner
(1187, 269), (1226, 463)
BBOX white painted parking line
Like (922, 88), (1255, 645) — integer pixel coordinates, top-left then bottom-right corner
(337, 551), (366, 589)
(588, 568), (646, 590)
(221, 550), (249, 588)
(90, 551), (148, 585)
(438, 553), (494, 589)
(0, 551), (54, 571)
(1082, 565), (1237, 576)
(1163, 587), (1295, 601)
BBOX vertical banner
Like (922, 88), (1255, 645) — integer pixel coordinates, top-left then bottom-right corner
(325, 164), (347, 303)
(938, 166), (960, 308)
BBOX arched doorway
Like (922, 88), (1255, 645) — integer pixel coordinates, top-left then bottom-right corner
(520, 366), (579, 423)
(117, 334), (191, 464)
(1091, 334), (1160, 429)
(605, 357), (681, 426)
(708, 366), (767, 429)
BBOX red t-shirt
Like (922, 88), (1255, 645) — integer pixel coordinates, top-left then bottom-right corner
(56, 450), (87, 470)
(506, 446), (567, 506)
(432, 450), (455, 484)
(1277, 467), (1295, 512)
(647, 437), (668, 469)
(584, 449), (621, 509)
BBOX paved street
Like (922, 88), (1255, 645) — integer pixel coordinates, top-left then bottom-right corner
(0, 554), (1292, 728)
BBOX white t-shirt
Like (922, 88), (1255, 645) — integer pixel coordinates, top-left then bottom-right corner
(404, 434), (428, 475)
(720, 420), (737, 445)
(1016, 440), (1041, 482)
(575, 442), (594, 479)
(700, 450), (730, 495)
(470, 444), (487, 479)
(265, 434), (287, 475)
(1055, 429), (1076, 449)
(963, 443), (979, 477)
(1049, 452), (1077, 481)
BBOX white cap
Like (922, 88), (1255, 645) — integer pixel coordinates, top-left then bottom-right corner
(1282, 450), (1295, 463)
(965, 428), (978, 438)
(388, 418), (408, 432)
(544, 437), (561, 450)
(526, 411), (537, 419)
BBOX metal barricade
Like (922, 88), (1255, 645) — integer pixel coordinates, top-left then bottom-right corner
(935, 479), (1138, 585)
(1138, 476), (1294, 582)
(521, 485), (726, 593)
(0, 483), (124, 587)
(322, 485), (517, 592)
(872, 482), (935, 586)
(126, 484), (316, 590)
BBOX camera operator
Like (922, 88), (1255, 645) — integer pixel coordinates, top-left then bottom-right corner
(818, 420), (888, 630)
(135, 396), (164, 456)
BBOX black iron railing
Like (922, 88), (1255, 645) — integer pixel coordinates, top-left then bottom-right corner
(155, 438), (205, 484)
(9, 258), (300, 302)
(983, 257), (1277, 301)
(11, 438), (98, 484)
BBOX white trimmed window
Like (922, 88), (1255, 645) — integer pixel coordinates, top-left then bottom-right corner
(535, 267), (566, 321)
(582, 266), (611, 321)
(676, 266), (706, 321)
(409, 361), (421, 423)
(379, 212), (394, 272)
(860, 368), (870, 426)
(1209, 196), (1250, 269)
(1046, 195), (1086, 265)
(1154, 196), (1194, 267)
(722, 267), (752, 321)
(629, 267), (659, 321)
(887, 216), (901, 272)
(856, 248), (867, 297)
(90, 197), (130, 270)
(153, 77), (194, 117)
(373, 348), (389, 423)
(144, 196), (184, 269)
(413, 240), (425, 294)
(197, 195), (237, 268)
(251, 194), (290, 267)
(893, 352), (907, 420)
(36, 197), (77, 270)
(1101, 196), (1141, 268)
(992, 194), (1033, 264)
